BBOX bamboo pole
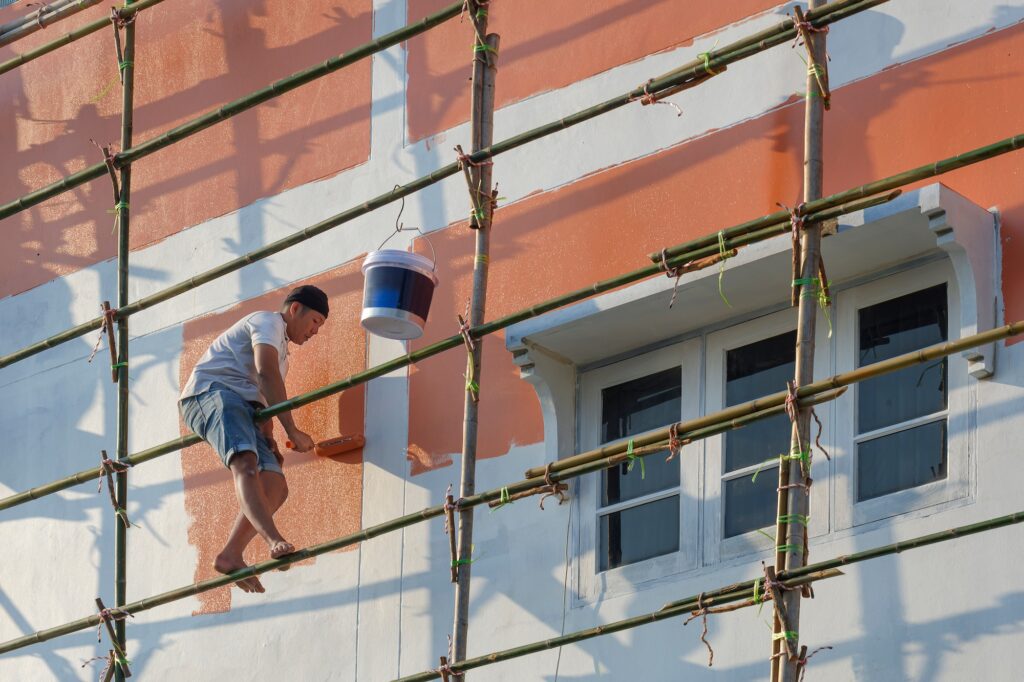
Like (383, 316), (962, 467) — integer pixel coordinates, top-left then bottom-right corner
(0, 0), (103, 49)
(451, 22), (499, 672)
(0, 0), (885, 222)
(113, 7), (136, 680)
(7, 494), (1024, 665)
(0, 0), (167, 74)
(772, 3), (827, 677)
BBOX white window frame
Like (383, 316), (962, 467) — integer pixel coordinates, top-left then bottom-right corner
(576, 338), (702, 602)
(833, 260), (970, 530)
(703, 308), (831, 564)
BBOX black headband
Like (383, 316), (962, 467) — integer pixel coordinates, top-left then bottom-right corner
(284, 285), (329, 318)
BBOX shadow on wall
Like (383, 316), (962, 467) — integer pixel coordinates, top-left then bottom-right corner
(177, 263), (367, 615)
(0, 0), (373, 299)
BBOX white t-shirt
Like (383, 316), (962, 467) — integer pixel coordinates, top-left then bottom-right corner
(180, 311), (289, 405)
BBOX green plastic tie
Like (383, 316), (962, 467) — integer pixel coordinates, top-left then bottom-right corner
(111, 361), (128, 370)
(451, 544), (476, 568)
(118, 60), (133, 72)
(751, 450), (807, 483)
(773, 631), (799, 642)
(490, 486), (511, 512)
(697, 51), (720, 76)
(473, 43), (497, 53)
(717, 230), (732, 307)
(778, 514), (810, 526)
(113, 201), (129, 213)
(776, 543), (802, 554)
(625, 439), (645, 480)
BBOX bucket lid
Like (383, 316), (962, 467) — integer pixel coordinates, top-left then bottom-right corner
(362, 249), (438, 285)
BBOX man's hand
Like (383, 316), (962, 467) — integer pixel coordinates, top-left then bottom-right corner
(286, 428), (315, 453)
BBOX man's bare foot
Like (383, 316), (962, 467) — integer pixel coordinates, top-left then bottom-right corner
(214, 553), (265, 593)
(269, 539), (295, 562)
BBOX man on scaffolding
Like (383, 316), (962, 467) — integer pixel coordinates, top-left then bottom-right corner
(179, 285), (328, 593)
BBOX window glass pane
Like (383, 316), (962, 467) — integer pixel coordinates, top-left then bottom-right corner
(857, 420), (946, 501)
(598, 495), (679, 571)
(601, 367), (681, 506)
(858, 284), (947, 432)
(725, 331), (796, 472)
(724, 466), (778, 538)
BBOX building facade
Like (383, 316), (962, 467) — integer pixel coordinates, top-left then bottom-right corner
(2, 0), (1024, 679)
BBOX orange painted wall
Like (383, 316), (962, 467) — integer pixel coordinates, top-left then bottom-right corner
(406, 0), (781, 142)
(0, 0), (372, 298)
(178, 264), (366, 614)
(407, 21), (1024, 473)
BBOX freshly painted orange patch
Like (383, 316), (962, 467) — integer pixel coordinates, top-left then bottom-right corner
(406, 21), (1024, 470)
(178, 264), (366, 614)
(1, 0), (372, 297)
(406, 0), (782, 141)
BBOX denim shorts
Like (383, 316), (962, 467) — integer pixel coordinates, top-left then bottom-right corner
(179, 382), (283, 476)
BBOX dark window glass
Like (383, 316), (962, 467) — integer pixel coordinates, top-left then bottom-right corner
(725, 331), (797, 472)
(599, 496), (679, 571)
(724, 466), (778, 537)
(858, 284), (947, 433)
(858, 421), (947, 501)
(601, 368), (681, 506)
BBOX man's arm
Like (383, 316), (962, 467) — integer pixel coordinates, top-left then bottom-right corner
(254, 344), (314, 452)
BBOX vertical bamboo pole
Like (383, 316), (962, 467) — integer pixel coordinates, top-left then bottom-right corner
(771, 2), (826, 680)
(451, 2), (499, 671)
(113, 5), (136, 681)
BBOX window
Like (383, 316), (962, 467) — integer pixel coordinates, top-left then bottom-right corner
(704, 309), (829, 562)
(577, 340), (701, 600)
(856, 284), (948, 501)
(597, 367), (681, 571)
(835, 261), (969, 529)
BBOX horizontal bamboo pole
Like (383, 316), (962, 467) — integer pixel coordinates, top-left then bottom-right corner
(0, 0), (103, 49)
(0, 0), (882, 221)
(396, 507), (1024, 680)
(0, 393), (852, 655)
(652, 135), (1024, 262)
(394, 571), (846, 682)
(0, 0), (167, 74)
(524, 320), (1024, 479)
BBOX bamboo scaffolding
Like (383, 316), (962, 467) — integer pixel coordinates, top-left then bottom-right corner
(22, 9), (1024, 379)
(1, 120), (1018, 375)
(112, 7), (136, 679)
(395, 503), (1024, 681)
(0, 0), (103, 49)
(5, 470), (1024, 661)
(451, 19), (499, 672)
(4, 209), (1019, 512)
(0, 0), (166, 74)
(773, 1), (827, 676)
(0, 0), (884, 222)
(0, 200), (904, 513)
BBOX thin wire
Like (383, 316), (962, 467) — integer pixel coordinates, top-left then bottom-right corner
(553, 484), (573, 681)
(375, 185), (437, 268)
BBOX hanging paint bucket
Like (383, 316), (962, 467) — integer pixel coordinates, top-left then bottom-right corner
(360, 249), (439, 340)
